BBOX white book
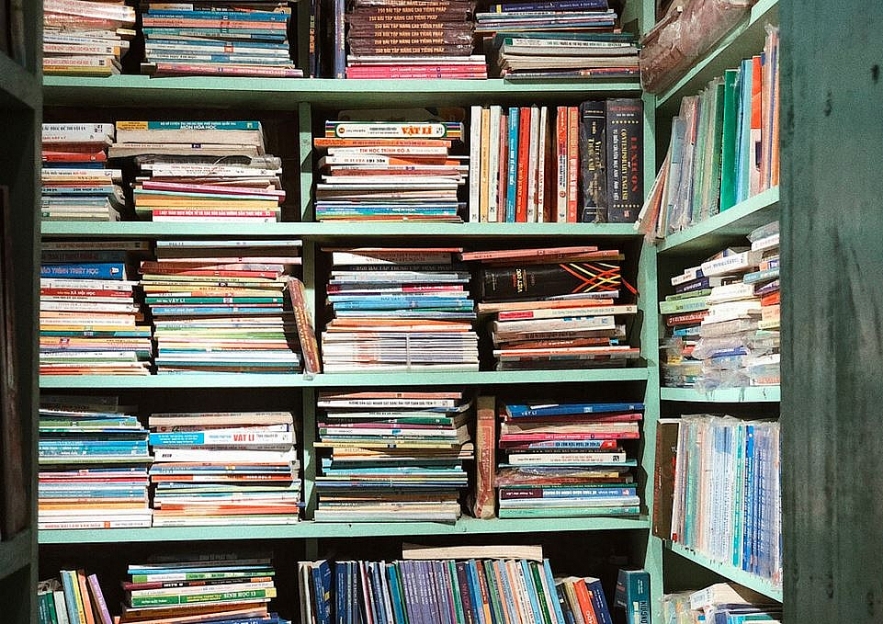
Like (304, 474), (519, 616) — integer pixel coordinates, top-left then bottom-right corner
(535, 105), (549, 222)
(486, 105), (502, 223)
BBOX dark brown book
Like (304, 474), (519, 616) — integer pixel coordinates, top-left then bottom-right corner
(652, 418), (680, 540)
(478, 261), (622, 302)
(606, 97), (644, 223)
(472, 395), (497, 519)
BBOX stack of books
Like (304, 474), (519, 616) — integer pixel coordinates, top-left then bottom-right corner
(118, 554), (284, 624)
(39, 240), (152, 376)
(314, 118), (467, 222)
(744, 220), (780, 386)
(43, 0), (135, 76)
(148, 410), (301, 527)
(495, 400), (642, 519)
(683, 243), (775, 391)
(41, 123), (127, 222)
(139, 0), (302, 78)
(140, 239), (303, 375)
(109, 120), (286, 223)
(464, 246), (639, 370)
(321, 247), (479, 372)
(38, 394), (152, 530)
(475, 0), (637, 79)
(313, 390), (473, 523)
(345, 0), (485, 79)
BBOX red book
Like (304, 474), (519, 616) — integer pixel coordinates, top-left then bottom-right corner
(515, 106), (532, 222)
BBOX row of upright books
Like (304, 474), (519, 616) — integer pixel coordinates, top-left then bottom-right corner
(41, 0), (640, 80)
(468, 99), (644, 224)
(659, 220), (780, 390)
(39, 393), (643, 529)
(636, 24), (780, 240)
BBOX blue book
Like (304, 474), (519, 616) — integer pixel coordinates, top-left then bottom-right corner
(311, 561), (333, 624)
(504, 401), (645, 418)
(334, 562), (348, 624)
(520, 560), (545, 623)
(59, 570), (83, 624)
(542, 560), (568, 624)
(612, 569), (650, 624)
(41, 262), (126, 280)
(735, 57), (754, 205)
(146, 9), (290, 21)
(464, 560), (487, 624)
(385, 563), (408, 624)
(505, 106), (520, 222)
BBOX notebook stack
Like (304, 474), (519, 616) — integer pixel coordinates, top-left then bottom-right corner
(41, 123), (127, 222)
(139, 1), (302, 78)
(313, 390), (473, 523)
(38, 394), (152, 530)
(321, 246), (479, 372)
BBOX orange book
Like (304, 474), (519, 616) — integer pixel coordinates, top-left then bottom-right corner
(749, 54), (763, 196)
(515, 106), (532, 222)
(472, 395), (497, 519)
(573, 577), (600, 624)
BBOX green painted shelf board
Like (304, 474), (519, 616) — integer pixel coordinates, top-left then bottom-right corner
(656, 0), (779, 114)
(668, 541), (783, 602)
(41, 221), (643, 239)
(0, 530), (33, 581)
(661, 385), (780, 403)
(0, 53), (40, 110)
(39, 516), (651, 544)
(43, 76), (642, 109)
(40, 367), (650, 389)
(656, 186), (779, 254)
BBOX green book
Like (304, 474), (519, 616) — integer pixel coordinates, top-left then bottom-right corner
(701, 77), (727, 220)
(719, 68), (741, 212)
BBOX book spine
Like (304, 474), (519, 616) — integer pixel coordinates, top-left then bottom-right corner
(472, 395), (497, 519)
(86, 574), (113, 624)
(287, 277), (322, 376)
(606, 98), (643, 223)
(468, 105), (483, 223)
(504, 106), (520, 222)
(555, 106), (569, 223)
(40, 262), (126, 280)
(579, 100), (607, 223)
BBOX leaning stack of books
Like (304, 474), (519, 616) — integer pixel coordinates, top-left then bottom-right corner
(495, 399), (642, 519)
(464, 246), (639, 370)
(313, 390), (473, 523)
(744, 220), (780, 386)
(38, 394), (152, 530)
(148, 410), (301, 527)
(43, 0), (135, 76)
(475, 0), (638, 79)
(140, 239), (303, 374)
(139, 0), (302, 78)
(321, 246), (479, 372)
(41, 123), (127, 222)
(39, 240), (153, 376)
(109, 120), (286, 223)
(345, 0), (485, 79)
(118, 553), (285, 624)
(314, 118), (467, 222)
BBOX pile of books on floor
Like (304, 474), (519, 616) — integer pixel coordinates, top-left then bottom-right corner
(109, 120), (286, 223)
(118, 553), (285, 624)
(38, 394), (152, 530)
(464, 245), (639, 370)
(314, 117), (467, 222)
(43, 0), (135, 76)
(345, 0), (485, 79)
(475, 0), (638, 80)
(41, 123), (127, 222)
(148, 410), (301, 526)
(321, 246), (479, 372)
(495, 399), (641, 519)
(139, 0), (302, 78)
(665, 227), (779, 391)
(141, 239), (303, 374)
(39, 240), (152, 376)
(313, 390), (473, 523)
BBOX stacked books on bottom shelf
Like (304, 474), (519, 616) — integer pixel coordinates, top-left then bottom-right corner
(465, 246), (639, 370)
(148, 410), (301, 526)
(495, 400), (642, 519)
(38, 395), (152, 530)
(313, 391), (473, 523)
(321, 247), (479, 372)
(142, 240), (303, 374)
(663, 582), (782, 624)
(670, 415), (782, 589)
(119, 553), (285, 624)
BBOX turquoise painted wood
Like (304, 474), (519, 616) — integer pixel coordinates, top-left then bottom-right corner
(780, 1), (883, 621)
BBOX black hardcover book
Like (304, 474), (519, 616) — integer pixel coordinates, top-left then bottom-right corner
(606, 97), (644, 223)
(578, 100), (608, 223)
(478, 261), (621, 301)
